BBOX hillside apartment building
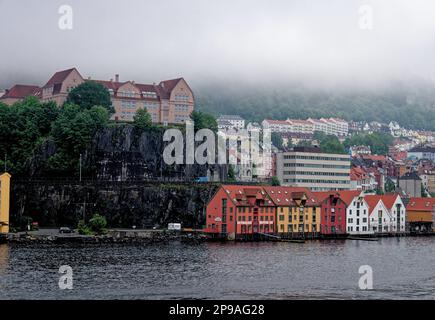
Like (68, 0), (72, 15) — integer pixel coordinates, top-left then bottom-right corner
(276, 147), (351, 191)
(262, 117), (349, 137)
(1, 68), (195, 124)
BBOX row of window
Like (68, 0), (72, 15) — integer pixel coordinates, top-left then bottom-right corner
(174, 104), (190, 112)
(283, 155), (349, 162)
(279, 224), (317, 232)
(237, 215), (274, 222)
(348, 218), (368, 224)
(278, 214), (317, 223)
(236, 206), (275, 213)
(283, 179), (350, 184)
(175, 94), (190, 102)
(174, 114), (190, 123)
(283, 171), (349, 177)
(283, 163), (350, 169)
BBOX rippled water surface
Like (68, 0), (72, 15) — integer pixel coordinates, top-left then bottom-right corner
(1, 238), (435, 299)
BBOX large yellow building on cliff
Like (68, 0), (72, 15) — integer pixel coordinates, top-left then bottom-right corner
(0, 172), (11, 234)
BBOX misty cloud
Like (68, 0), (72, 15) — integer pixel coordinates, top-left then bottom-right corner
(1, 0), (435, 89)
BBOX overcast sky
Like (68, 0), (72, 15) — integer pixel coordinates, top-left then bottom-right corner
(1, 0), (435, 90)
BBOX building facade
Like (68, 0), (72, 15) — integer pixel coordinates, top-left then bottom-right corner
(315, 192), (347, 235)
(406, 198), (435, 232)
(276, 147), (351, 191)
(381, 194), (406, 233)
(398, 172), (422, 197)
(339, 190), (373, 235)
(205, 185), (276, 239)
(0, 173), (11, 234)
(262, 118), (348, 136)
(365, 195), (405, 233)
(5, 68), (194, 125)
(217, 115), (245, 130)
(264, 187), (321, 235)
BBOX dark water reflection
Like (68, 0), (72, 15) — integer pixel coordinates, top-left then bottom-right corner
(1, 237), (435, 299)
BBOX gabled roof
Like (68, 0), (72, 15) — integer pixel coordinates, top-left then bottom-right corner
(1, 84), (41, 99)
(95, 80), (125, 91)
(337, 190), (363, 206)
(264, 186), (319, 206)
(44, 68), (80, 88)
(160, 78), (183, 92)
(312, 190), (361, 207)
(220, 185), (274, 207)
(406, 198), (435, 212)
(158, 78), (184, 99)
(379, 194), (401, 209)
(364, 195), (384, 214)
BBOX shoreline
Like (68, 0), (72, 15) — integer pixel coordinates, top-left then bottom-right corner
(2, 229), (435, 245)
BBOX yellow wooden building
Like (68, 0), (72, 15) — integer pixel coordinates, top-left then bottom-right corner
(264, 187), (321, 234)
(0, 172), (11, 234)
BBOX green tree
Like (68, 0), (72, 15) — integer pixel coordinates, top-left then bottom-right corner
(66, 81), (113, 113)
(0, 97), (59, 174)
(227, 165), (236, 182)
(88, 214), (107, 234)
(271, 176), (281, 186)
(271, 133), (284, 149)
(190, 111), (218, 132)
(133, 108), (153, 130)
(376, 188), (384, 195)
(344, 132), (394, 155)
(385, 179), (396, 193)
(313, 131), (346, 154)
(49, 104), (109, 172)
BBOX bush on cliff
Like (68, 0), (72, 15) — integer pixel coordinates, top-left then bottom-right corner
(88, 214), (107, 235)
(77, 214), (107, 235)
(77, 220), (93, 235)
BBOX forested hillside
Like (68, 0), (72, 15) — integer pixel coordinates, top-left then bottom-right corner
(195, 81), (435, 131)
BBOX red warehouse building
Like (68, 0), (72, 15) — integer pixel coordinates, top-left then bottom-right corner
(314, 191), (348, 236)
(205, 185), (276, 240)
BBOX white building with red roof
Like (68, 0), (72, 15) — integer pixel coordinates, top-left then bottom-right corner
(338, 190), (373, 235)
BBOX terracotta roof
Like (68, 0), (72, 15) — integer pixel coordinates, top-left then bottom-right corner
(160, 78), (183, 92)
(95, 80), (125, 91)
(350, 167), (368, 181)
(379, 194), (400, 209)
(361, 155), (387, 162)
(337, 190), (363, 206)
(406, 198), (435, 212)
(1, 84), (41, 99)
(264, 119), (291, 125)
(288, 119), (312, 125)
(364, 195), (383, 214)
(264, 186), (319, 206)
(221, 185), (274, 207)
(43, 68), (78, 88)
(313, 191), (359, 205)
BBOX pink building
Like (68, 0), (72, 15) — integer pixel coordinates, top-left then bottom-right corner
(0, 84), (41, 105)
(3, 68), (195, 124)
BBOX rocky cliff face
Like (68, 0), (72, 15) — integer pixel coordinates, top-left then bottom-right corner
(28, 125), (228, 181)
(11, 181), (219, 228)
(12, 125), (227, 228)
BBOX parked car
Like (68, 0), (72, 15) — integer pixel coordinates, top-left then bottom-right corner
(59, 227), (74, 234)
